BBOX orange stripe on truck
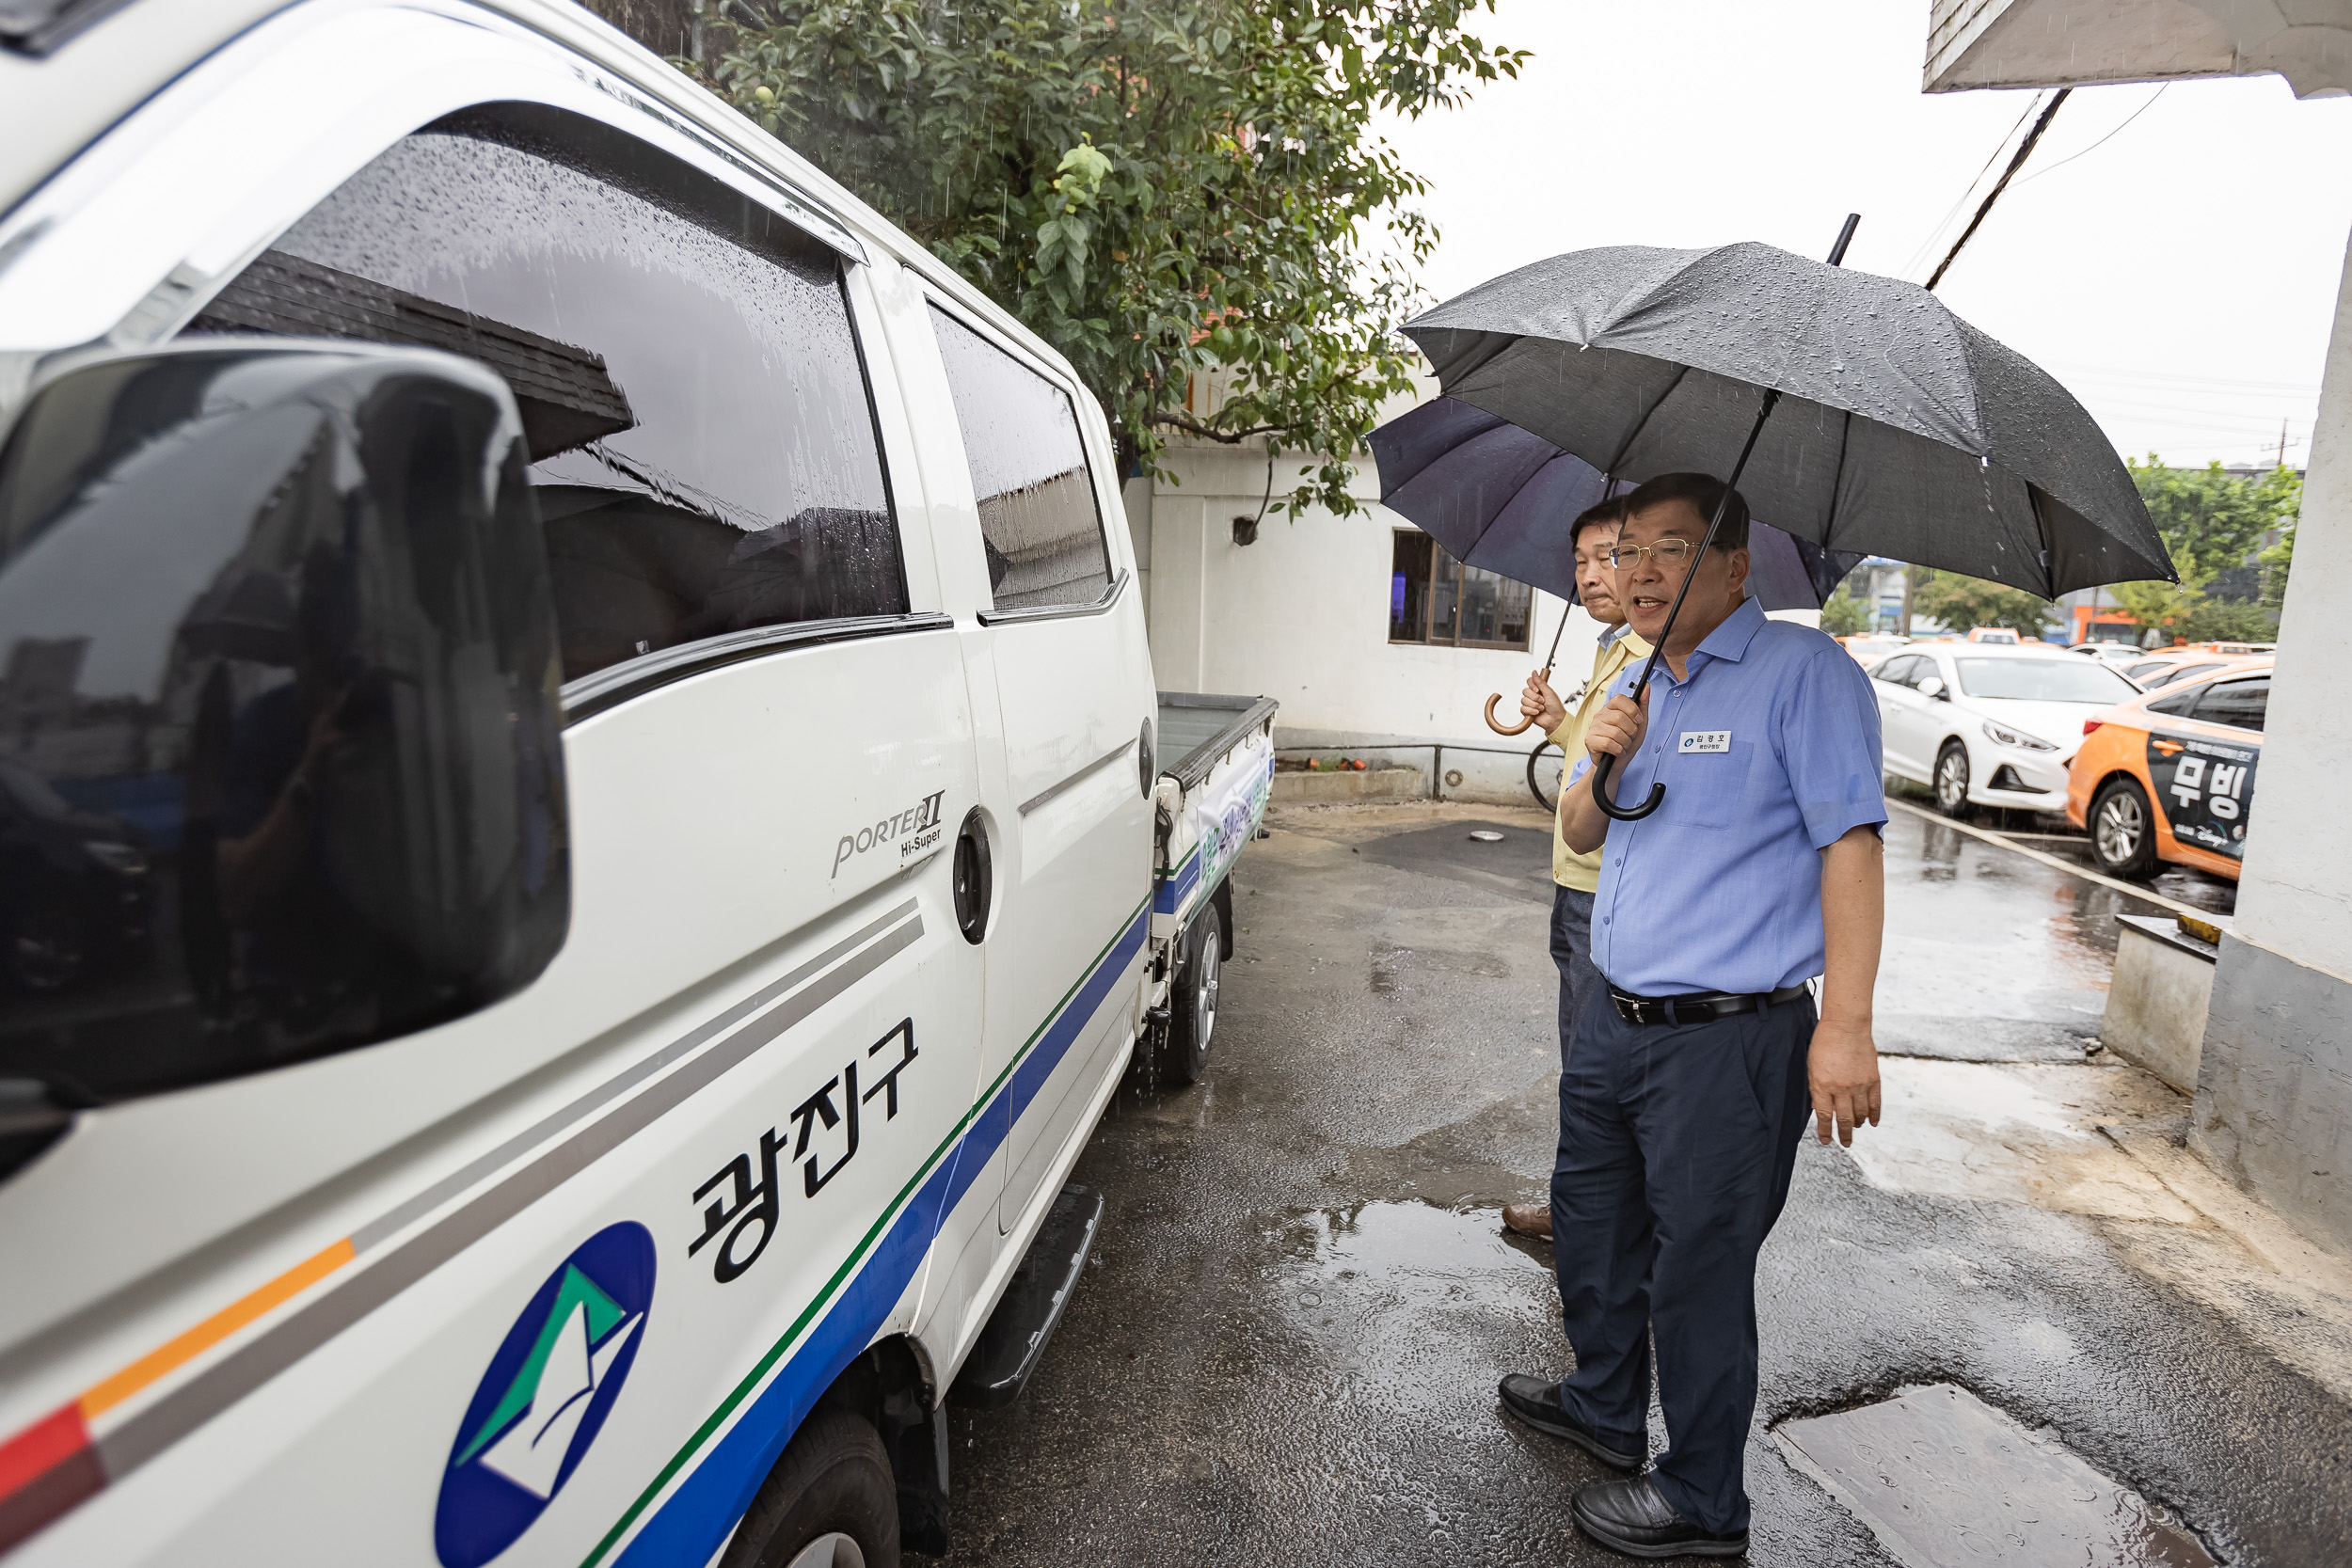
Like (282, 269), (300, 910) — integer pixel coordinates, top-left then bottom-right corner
(76, 1238), (356, 1421)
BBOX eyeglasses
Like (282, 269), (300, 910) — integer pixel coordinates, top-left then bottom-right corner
(1605, 538), (1704, 570)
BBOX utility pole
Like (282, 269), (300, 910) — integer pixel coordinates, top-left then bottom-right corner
(2280, 418), (2290, 470)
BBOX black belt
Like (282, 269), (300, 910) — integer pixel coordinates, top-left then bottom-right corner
(1607, 983), (1810, 1026)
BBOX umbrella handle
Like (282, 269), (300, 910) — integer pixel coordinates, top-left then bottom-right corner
(1590, 750), (1666, 821)
(1488, 601), (1578, 737)
(1588, 377), (1790, 824)
(1484, 693), (1535, 736)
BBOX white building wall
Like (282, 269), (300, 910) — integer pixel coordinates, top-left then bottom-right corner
(1918, 0), (2352, 1256)
(1133, 436), (1820, 804)
(1138, 442), (1603, 801)
(2237, 230), (2352, 982)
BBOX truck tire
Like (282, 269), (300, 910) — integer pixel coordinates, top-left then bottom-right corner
(2090, 776), (2160, 881)
(1165, 900), (1222, 1087)
(720, 1408), (899, 1568)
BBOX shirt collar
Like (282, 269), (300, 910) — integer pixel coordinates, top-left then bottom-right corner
(1693, 596), (1768, 667)
(1656, 596), (1764, 683)
(1597, 622), (1652, 657)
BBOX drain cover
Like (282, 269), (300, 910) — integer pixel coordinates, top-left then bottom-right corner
(1773, 1384), (2214, 1568)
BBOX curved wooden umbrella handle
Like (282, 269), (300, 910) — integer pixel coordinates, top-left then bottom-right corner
(1484, 692), (1535, 736)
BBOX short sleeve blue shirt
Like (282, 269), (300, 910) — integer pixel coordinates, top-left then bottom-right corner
(1565, 596), (1886, 995)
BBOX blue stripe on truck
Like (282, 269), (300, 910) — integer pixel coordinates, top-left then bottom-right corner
(604, 900), (1151, 1568)
(1152, 847), (1200, 915)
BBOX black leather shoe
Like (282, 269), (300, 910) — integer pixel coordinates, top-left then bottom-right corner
(1571, 1475), (1749, 1559)
(1494, 1375), (1640, 1468)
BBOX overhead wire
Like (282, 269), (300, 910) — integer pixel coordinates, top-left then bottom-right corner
(2018, 85), (2168, 185)
(1899, 91), (2048, 280)
(1927, 87), (2071, 291)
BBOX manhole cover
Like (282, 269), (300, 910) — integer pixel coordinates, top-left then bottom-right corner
(1772, 1384), (2214, 1568)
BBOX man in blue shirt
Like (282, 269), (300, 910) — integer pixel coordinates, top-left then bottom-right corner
(1495, 472), (1886, 1560)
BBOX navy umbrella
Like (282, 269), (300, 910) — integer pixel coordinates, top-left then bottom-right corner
(1370, 395), (1861, 734)
(1400, 215), (2173, 817)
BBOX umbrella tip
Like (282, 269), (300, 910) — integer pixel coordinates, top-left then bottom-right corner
(1828, 214), (1861, 267)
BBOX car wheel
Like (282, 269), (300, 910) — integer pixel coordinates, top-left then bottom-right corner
(1164, 900), (1222, 1087)
(720, 1408), (899, 1568)
(2089, 777), (2160, 880)
(1933, 740), (1972, 818)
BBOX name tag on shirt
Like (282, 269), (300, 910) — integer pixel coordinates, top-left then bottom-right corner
(1678, 730), (1732, 754)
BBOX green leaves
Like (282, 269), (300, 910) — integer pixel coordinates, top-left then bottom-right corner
(683, 0), (1523, 518)
(1912, 575), (2055, 639)
(2126, 453), (2300, 584)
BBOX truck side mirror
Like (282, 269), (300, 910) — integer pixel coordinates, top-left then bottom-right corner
(0, 341), (569, 1150)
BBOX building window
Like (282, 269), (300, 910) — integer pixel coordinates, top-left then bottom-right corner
(1390, 531), (1530, 649)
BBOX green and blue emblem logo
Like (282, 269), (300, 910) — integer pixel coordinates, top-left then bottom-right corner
(434, 1222), (655, 1568)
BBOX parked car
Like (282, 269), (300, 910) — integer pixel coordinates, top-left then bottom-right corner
(2068, 641), (2146, 665)
(1871, 642), (2144, 816)
(1838, 633), (1910, 665)
(2069, 660), (2271, 881)
(0, 6), (1271, 1566)
(2123, 650), (2266, 691)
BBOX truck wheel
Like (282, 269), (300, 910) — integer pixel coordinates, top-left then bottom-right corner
(2090, 777), (2160, 880)
(1166, 901), (1222, 1087)
(1933, 739), (1971, 817)
(720, 1409), (899, 1568)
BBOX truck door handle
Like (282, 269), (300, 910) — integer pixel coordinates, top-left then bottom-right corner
(953, 808), (992, 944)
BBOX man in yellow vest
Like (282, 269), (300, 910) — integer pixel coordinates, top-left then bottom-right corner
(1502, 497), (1651, 1239)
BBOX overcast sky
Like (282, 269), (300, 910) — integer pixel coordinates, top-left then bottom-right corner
(1375, 0), (2352, 470)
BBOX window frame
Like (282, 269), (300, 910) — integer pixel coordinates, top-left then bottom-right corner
(192, 103), (923, 713)
(1386, 528), (1532, 652)
(2189, 675), (2268, 735)
(922, 293), (1119, 623)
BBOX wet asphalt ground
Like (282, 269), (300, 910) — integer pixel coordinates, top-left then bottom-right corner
(925, 800), (2345, 1567)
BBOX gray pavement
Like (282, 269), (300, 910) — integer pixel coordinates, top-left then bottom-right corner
(925, 801), (2345, 1567)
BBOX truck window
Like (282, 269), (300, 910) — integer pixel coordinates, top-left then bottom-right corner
(926, 306), (1112, 610)
(183, 104), (906, 683)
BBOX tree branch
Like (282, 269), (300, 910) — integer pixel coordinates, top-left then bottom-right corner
(1153, 411), (1295, 443)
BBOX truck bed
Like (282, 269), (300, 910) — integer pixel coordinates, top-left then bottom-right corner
(1157, 691), (1279, 789)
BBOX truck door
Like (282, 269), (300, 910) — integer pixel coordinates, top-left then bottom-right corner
(921, 305), (1154, 1234)
(0, 34), (984, 1566)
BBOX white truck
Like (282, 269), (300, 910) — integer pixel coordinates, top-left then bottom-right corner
(0, 3), (1271, 1563)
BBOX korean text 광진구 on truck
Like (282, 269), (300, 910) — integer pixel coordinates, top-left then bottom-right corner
(0, 3), (1273, 1563)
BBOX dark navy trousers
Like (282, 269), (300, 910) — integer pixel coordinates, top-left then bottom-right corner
(1548, 884), (1601, 1068)
(1548, 985), (1814, 1535)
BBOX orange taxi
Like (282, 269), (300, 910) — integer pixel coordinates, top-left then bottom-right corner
(2067, 659), (2270, 881)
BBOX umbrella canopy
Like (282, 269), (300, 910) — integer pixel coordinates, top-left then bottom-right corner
(1401, 242), (2174, 596)
(1370, 395), (1863, 612)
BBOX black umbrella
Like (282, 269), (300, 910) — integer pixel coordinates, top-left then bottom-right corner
(1369, 395), (1863, 734)
(1402, 215), (2174, 817)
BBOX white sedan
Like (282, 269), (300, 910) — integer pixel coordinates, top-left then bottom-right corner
(1869, 643), (2144, 815)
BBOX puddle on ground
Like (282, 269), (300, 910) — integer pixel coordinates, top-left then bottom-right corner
(1265, 1201), (1550, 1363)
(1356, 820), (1554, 905)
(1775, 1383), (2216, 1567)
(1844, 1059), (2195, 1221)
